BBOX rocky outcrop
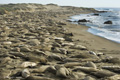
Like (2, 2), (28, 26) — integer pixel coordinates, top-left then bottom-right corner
(104, 20), (112, 24)
(78, 19), (88, 22)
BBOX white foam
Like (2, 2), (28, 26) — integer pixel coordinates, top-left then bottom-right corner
(88, 27), (120, 43)
(70, 8), (120, 43)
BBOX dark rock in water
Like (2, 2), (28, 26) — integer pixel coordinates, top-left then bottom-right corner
(104, 21), (112, 24)
(93, 13), (99, 16)
(78, 19), (88, 22)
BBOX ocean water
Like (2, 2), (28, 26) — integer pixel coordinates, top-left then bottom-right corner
(69, 8), (120, 43)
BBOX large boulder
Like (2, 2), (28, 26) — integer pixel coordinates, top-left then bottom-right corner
(93, 13), (99, 16)
(78, 19), (88, 22)
(104, 21), (112, 24)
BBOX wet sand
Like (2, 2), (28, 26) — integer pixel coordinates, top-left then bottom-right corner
(63, 23), (120, 57)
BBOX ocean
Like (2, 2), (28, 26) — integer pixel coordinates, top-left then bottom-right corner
(69, 8), (120, 43)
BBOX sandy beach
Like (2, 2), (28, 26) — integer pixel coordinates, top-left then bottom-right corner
(0, 3), (120, 80)
(63, 23), (120, 57)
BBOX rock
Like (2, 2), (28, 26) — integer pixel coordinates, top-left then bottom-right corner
(56, 65), (71, 78)
(85, 62), (97, 69)
(70, 45), (87, 50)
(93, 13), (99, 16)
(104, 20), (112, 24)
(22, 69), (30, 78)
(78, 19), (88, 22)
(21, 62), (37, 68)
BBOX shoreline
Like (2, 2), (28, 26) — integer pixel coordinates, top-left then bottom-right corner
(59, 14), (120, 56)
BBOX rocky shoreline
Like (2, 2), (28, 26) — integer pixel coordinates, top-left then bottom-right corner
(0, 3), (120, 80)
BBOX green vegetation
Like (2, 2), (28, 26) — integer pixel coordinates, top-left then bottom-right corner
(0, 4), (13, 15)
